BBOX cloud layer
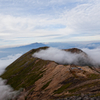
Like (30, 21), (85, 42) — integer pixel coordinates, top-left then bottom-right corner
(82, 48), (100, 66)
(0, 78), (17, 100)
(0, 53), (22, 75)
(0, 0), (100, 46)
(0, 53), (22, 100)
(33, 47), (100, 67)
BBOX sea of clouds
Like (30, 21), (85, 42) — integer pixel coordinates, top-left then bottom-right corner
(0, 53), (22, 100)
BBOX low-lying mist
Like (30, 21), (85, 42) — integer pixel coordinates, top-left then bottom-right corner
(33, 47), (100, 67)
(82, 48), (100, 66)
(0, 53), (22, 100)
(0, 54), (22, 75)
(0, 78), (17, 100)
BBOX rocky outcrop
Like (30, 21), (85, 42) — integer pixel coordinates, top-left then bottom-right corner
(56, 94), (100, 100)
(65, 48), (84, 54)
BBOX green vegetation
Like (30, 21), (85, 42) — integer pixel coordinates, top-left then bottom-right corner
(1, 47), (49, 90)
(41, 80), (51, 90)
(54, 83), (71, 94)
(69, 81), (100, 93)
(88, 74), (100, 79)
(91, 93), (100, 97)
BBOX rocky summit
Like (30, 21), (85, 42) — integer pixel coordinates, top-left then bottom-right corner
(1, 47), (100, 100)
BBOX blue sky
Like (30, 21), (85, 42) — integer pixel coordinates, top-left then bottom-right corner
(0, 0), (100, 47)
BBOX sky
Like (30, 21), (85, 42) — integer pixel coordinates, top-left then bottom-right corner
(0, 0), (100, 47)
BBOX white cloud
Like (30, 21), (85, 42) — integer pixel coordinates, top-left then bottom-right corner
(64, 35), (100, 42)
(0, 53), (22, 100)
(0, 14), (67, 43)
(0, 78), (17, 100)
(0, 53), (22, 75)
(82, 48), (100, 65)
(33, 47), (100, 67)
(63, 2), (100, 34)
(0, 0), (100, 46)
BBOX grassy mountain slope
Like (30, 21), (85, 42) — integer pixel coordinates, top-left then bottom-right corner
(1, 47), (100, 100)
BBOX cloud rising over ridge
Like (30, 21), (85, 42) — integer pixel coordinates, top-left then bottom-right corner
(33, 47), (100, 67)
(82, 48), (100, 66)
(0, 53), (22, 100)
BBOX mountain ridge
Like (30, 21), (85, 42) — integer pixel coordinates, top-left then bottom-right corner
(1, 47), (100, 100)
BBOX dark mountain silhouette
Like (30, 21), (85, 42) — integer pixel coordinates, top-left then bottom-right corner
(0, 43), (46, 58)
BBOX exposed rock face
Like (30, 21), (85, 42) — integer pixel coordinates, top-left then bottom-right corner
(65, 48), (84, 54)
(1, 47), (100, 100)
